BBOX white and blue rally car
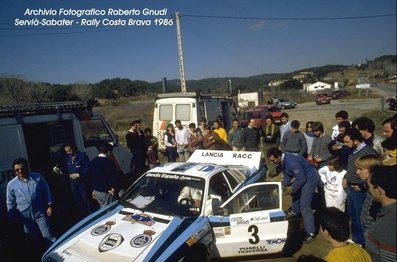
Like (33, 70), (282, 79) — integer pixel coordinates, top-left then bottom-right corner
(42, 150), (289, 261)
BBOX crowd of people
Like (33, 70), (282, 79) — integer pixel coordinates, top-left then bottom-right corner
(5, 109), (396, 261)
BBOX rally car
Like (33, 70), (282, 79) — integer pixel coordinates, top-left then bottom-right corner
(42, 150), (289, 262)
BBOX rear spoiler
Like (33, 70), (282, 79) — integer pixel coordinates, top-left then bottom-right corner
(187, 150), (261, 170)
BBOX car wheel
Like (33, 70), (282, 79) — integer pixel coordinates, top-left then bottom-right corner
(281, 105), (286, 110)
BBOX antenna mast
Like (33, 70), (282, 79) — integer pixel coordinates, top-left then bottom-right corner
(175, 12), (187, 93)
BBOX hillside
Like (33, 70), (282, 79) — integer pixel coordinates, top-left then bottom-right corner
(0, 55), (395, 104)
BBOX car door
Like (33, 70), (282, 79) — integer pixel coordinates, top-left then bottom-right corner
(208, 182), (288, 258)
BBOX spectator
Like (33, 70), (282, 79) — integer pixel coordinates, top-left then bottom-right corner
(355, 155), (383, 241)
(90, 143), (118, 208)
(308, 122), (333, 168)
(319, 207), (371, 262)
(188, 127), (204, 154)
(381, 136), (397, 166)
(352, 116), (383, 156)
(6, 158), (56, 254)
(164, 123), (177, 162)
(365, 165), (397, 262)
(202, 124), (223, 150)
(382, 117), (395, 139)
(228, 118), (243, 151)
(331, 110), (349, 140)
(175, 120), (190, 162)
(213, 120), (228, 144)
(318, 157), (347, 212)
(64, 143), (94, 217)
(147, 142), (160, 169)
(267, 147), (318, 243)
(280, 112), (292, 143)
(126, 120), (147, 176)
(144, 127), (159, 154)
(198, 117), (207, 134)
(215, 115), (224, 128)
(262, 115), (281, 177)
(280, 120), (307, 156)
(342, 128), (379, 247)
(240, 118), (261, 151)
(303, 121), (315, 156)
(329, 120), (351, 156)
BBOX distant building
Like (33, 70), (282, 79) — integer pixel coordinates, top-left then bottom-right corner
(293, 71), (313, 82)
(305, 81), (332, 93)
(237, 92), (259, 109)
(269, 79), (287, 87)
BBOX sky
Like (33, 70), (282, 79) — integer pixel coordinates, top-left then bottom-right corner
(0, 0), (396, 84)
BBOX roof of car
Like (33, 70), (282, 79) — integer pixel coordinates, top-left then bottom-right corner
(147, 162), (226, 179)
(148, 150), (262, 178)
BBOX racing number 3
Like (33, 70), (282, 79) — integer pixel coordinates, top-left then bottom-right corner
(248, 225), (259, 244)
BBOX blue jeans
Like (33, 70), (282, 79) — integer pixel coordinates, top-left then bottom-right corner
(166, 147), (177, 162)
(291, 176), (318, 234)
(346, 186), (367, 246)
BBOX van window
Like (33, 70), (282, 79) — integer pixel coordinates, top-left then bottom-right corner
(159, 104), (173, 121)
(80, 119), (112, 146)
(176, 104), (190, 121)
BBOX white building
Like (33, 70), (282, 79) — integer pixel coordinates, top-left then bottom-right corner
(237, 92), (258, 108)
(305, 81), (332, 93)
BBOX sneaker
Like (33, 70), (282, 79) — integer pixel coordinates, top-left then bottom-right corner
(284, 209), (297, 219)
(303, 233), (316, 243)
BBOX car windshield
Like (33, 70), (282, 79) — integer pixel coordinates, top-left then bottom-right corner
(121, 172), (205, 217)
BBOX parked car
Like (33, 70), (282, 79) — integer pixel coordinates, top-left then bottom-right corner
(315, 93), (331, 105)
(273, 98), (297, 109)
(254, 104), (283, 124)
(42, 150), (290, 262)
(386, 97), (397, 111)
(329, 89), (351, 99)
(239, 108), (271, 128)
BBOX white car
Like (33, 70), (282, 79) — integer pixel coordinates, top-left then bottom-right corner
(42, 150), (289, 262)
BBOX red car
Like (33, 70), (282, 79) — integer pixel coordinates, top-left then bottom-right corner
(315, 93), (331, 105)
(254, 104), (283, 124)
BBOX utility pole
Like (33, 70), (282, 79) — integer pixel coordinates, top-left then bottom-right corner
(175, 12), (187, 93)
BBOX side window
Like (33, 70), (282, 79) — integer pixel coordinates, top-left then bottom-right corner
(175, 104), (190, 121)
(223, 184), (280, 214)
(209, 173), (232, 204)
(159, 104), (173, 121)
(223, 170), (243, 191)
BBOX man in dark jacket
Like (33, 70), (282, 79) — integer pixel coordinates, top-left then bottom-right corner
(240, 118), (261, 151)
(267, 147), (319, 243)
(90, 143), (118, 208)
(126, 120), (147, 176)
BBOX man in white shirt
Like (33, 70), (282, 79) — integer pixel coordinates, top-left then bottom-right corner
(331, 110), (349, 140)
(175, 120), (190, 162)
(280, 112), (292, 144)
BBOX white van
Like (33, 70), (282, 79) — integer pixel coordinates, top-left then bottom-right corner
(153, 92), (234, 151)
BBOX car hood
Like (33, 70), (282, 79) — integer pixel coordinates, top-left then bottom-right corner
(43, 206), (210, 262)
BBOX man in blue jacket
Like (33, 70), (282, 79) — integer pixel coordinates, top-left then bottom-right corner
(267, 147), (319, 243)
(64, 143), (93, 217)
(6, 158), (56, 253)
